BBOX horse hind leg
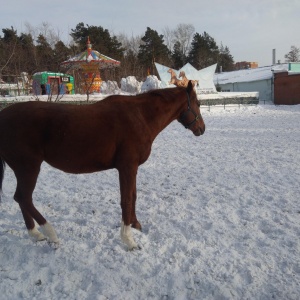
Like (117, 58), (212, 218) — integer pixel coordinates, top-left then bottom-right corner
(18, 200), (59, 243)
(14, 165), (59, 243)
(19, 205), (46, 241)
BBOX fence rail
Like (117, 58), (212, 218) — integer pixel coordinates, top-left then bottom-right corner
(199, 96), (260, 110)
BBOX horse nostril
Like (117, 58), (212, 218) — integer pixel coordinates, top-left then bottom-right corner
(199, 124), (205, 135)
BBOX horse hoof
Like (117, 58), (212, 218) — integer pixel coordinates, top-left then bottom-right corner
(40, 222), (59, 243)
(48, 241), (60, 250)
(128, 244), (142, 251)
(28, 227), (47, 241)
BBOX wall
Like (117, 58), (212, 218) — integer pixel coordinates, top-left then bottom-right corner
(289, 62), (300, 72)
(219, 79), (271, 102)
(274, 72), (300, 105)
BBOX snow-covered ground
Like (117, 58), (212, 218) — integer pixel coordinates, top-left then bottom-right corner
(0, 102), (299, 299)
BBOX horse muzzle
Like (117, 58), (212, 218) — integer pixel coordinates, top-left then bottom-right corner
(193, 122), (205, 136)
(180, 111), (205, 136)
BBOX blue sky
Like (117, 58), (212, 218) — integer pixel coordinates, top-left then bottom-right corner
(1, 0), (299, 67)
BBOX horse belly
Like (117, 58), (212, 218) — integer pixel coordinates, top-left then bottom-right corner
(44, 141), (117, 174)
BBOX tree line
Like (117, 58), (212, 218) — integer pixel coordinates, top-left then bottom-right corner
(0, 22), (235, 84)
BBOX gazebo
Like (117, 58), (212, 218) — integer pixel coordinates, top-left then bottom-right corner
(60, 37), (120, 93)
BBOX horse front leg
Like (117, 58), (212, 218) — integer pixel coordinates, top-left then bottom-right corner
(131, 184), (142, 231)
(118, 165), (140, 250)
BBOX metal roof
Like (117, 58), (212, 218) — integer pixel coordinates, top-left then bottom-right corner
(214, 64), (289, 84)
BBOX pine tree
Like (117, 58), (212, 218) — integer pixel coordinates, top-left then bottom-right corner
(171, 41), (186, 69)
(188, 32), (219, 70)
(54, 41), (72, 71)
(218, 43), (234, 72)
(0, 27), (19, 78)
(18, 33), (36, 74)
(138, 27), (171, 76)
(70, 23), (124, 60)
(36, 34), (54, 70)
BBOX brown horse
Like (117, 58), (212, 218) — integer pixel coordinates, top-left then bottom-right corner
(0, 81), (205, 250)
(179, 71), (199, 87)
(168, 68), (183, 87)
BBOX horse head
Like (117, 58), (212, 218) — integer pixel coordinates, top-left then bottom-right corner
(178, 81), (205, 136)
(168, 68), (177, 77)
(179, 71), (185, 78)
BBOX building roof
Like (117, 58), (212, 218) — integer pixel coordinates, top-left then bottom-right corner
(214, 64), (289, 84)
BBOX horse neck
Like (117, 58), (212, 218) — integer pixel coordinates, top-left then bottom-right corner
(141, 89), (186, 139)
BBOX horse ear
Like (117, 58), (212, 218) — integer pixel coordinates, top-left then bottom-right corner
(187, 80), (193, 94)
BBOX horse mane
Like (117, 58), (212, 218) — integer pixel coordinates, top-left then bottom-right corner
(146, 87), (183, 101)
(98, 86), (186, 107)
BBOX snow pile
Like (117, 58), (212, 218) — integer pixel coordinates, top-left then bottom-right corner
(120, 76), (142, 94)
(103, 76), (161, 94)
(100, 80), (120, 94)
(0, 104), (299, 299)
(140, 75), (162, 92)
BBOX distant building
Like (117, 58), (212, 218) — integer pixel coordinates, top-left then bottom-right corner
(234, 61), (258, 70)
(0, 72), (31, 96)
(274, 62), (300, 105)
(32, 72), (75, 95)
(214, 63), (300, 104)
(214, 64), (288, 102)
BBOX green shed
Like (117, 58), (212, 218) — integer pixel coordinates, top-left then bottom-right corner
(32, 72), (75, 95)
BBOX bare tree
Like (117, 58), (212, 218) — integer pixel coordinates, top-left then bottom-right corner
(24, 22), (62, 48)
(39, 22), (61, 48)
(24, 22), (39, 43)
(173, 24), (195, 58)
(117, 33), (144, 79)
(162, 26), (174, 51)
(117, 33), (142, 56)
(285, 45), (300, 62)
(163, 24), (195, 56)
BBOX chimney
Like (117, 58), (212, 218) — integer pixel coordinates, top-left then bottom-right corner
(272, 49), (276, 65)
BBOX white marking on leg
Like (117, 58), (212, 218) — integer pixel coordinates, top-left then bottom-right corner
(120, 221), (138, 250)
(28, 226), (46, 241)
(40, 222), (59, 243)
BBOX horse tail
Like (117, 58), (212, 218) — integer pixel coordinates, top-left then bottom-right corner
(0, 157), (5, 201)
